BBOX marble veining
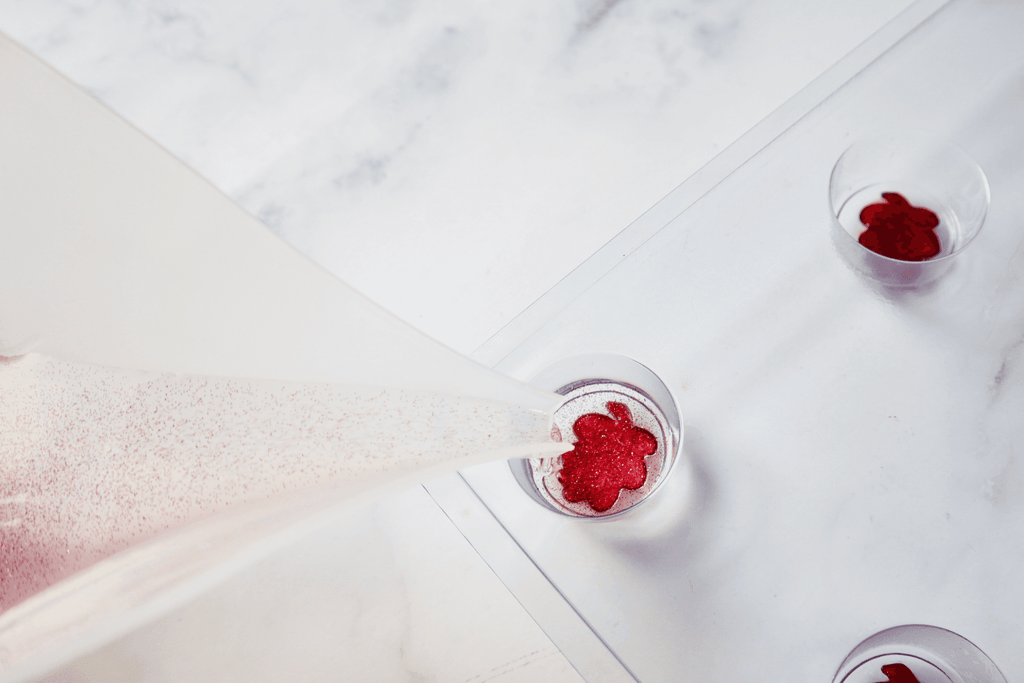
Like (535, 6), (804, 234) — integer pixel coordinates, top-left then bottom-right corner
(2, 0), (912, 354)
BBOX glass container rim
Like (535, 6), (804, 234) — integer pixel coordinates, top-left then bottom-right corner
(512, 353), (683, 521)
(827, 128), (991, 265)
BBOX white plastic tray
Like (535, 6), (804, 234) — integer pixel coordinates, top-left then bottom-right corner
(431, 1), (1024, 680)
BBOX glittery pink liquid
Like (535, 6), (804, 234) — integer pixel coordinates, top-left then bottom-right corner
(875, 663), (922, 683)
(858, 192), (941, 261)
(557, 402), (656, 512)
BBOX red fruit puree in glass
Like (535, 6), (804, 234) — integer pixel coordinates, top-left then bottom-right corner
(875, 663), (922, 683)
(557, 401), (657, 512)
(858, 192), (941, 261)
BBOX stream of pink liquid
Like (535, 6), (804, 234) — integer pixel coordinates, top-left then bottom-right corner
(1, 355), (555, 611)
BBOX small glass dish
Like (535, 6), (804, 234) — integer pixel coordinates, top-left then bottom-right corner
(510, 353), (682, 520)
(833, 625), (1007, 683)
(829, 129), (989, 288)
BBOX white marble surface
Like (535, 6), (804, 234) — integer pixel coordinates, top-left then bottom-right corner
(0, 0), (911, 355)
(0, 0), (915, 680)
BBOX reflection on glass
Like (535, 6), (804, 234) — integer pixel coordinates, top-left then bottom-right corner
(834, 625), (1007, 683)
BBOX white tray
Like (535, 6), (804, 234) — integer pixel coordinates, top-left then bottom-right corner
(429, 1), (1024, 680)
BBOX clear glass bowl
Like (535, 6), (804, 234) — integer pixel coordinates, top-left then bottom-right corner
(829, 129), (990, 288)
(833, 625), (1008, 683)
(510, 353), (682, 520)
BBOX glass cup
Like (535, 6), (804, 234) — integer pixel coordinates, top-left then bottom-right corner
(829, 130), (990, 288)
(510, 353), (682, 519)
(833, 625), (1007, 683)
